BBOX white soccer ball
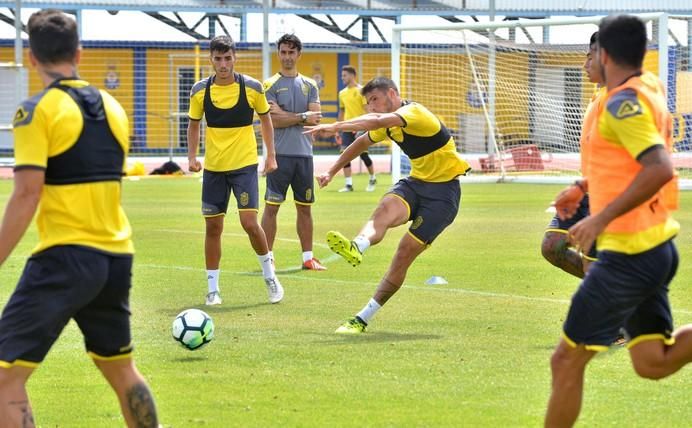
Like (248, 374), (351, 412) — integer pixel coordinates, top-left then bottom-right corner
(172, 309), (214, 350)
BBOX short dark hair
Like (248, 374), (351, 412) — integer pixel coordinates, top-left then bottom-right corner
(361, 76), (399, 97)
(277, 33), (302, 52)
(589, 31), (598, 48)
(598, 15), (646, 68)
(210, 35), (235, 54)
(341, 65), (357, 76)
(27, 9), (79, 64)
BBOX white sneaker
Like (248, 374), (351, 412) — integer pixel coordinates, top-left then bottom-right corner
(265, 277), (284, 304)
(366, 178), (376, 192)
(338, 184), (354, 193)
(205, 291), (222, 306)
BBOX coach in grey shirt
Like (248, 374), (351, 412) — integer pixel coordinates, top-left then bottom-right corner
(261, 33), (327, 271)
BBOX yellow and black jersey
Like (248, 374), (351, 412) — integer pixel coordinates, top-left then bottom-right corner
(12, 79), (133, 255)
(189, 73), (269, 172)
(368, 101), (470, 182)
(338, 85), (366, 120)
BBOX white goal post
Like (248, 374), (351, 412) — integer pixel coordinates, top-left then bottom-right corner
(390, 13), (674, 184)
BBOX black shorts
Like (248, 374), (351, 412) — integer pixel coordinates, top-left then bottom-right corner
(563, 239), (678, 351)
(546, 194), (597, 259)
(340, 131), (367, 152)
(0, 245), (133, 366)
(388, 177), (461, 245)
(265, 155), (315, 205)
(202, 164), (259, 216)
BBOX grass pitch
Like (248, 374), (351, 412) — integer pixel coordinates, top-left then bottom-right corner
(0, 176), (690, 427)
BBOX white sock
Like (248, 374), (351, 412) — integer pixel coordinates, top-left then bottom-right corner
(353, 235), (370, 254)
(370, 174), (376, 180)
(345, 176), (353, 186)
(207, 269), (220, 294)
(356, 298), (381, 324)
(302, 251), (313, 263)
(257, 253), (275, 280)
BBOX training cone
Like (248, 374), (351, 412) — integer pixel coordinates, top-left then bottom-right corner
(425, 276), (448, 285)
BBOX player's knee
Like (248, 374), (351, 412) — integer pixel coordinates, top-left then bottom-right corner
(360, 153), (373, 167)
(541, 234), (564, 264)
(632, 360), (668, 380)
(239, 217), (260, 234)
(549, 344), (585, 377)
(205, 221), (224, 237)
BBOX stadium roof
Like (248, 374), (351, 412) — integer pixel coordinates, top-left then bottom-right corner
(1, 1), (692, 16)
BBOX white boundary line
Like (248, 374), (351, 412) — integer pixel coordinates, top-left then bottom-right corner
(138, 260), (692, 316)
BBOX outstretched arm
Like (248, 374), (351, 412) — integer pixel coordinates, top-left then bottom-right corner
(304, 112), (402, 136)
(316, 133), (375, 188)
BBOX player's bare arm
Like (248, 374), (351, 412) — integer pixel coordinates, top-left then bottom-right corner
(0, 169), (44, 266)
(258, 112), (277, 175)
(187, 118), (202, 172)
(569, 146), (673, 253)
(316, 133), (374, 188)
(304, 112), (403, 136)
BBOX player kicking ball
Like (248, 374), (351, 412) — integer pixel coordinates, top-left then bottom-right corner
(305, 77), (470, 334)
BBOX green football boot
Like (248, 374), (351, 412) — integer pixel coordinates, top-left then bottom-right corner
(326, 231), (363, 267)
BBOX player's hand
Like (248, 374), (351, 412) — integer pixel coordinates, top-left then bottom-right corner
(263, 154), (277, 176)
(553, 185), (584, 220)
(316, 172), (333, 188)
(304, 111), (322, 126)
(568, 214), (607, 257)
(188, 157), (202, 173)
(303, 123), (332, 136)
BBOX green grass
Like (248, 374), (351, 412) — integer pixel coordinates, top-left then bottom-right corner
(0, 176), (691, 427)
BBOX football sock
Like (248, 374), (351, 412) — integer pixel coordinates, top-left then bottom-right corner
(370, 174), (376, 180)
(207, 269), (220, 294)
(345, 177), (353, 186)
(257, 253), (275, 280)
(356, 298), (381, 324)
(353, 235), (370, 254)
(302, 251), (313, 263)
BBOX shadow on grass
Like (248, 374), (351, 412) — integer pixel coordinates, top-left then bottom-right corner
(310, 331), (443, 345)
(171, 356), (208, 363)
(161, 302), (268, 316)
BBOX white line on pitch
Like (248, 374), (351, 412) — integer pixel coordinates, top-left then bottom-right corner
(136, 262), (692, 315)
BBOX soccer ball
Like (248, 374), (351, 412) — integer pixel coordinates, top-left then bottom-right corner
(172, 309), (214, 350)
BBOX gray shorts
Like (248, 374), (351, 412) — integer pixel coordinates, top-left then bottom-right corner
(265, 155), (315, 205)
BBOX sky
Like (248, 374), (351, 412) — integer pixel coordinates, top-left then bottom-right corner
(0, 8), (614, 45)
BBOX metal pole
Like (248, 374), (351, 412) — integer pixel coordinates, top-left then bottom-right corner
(262, 0), (270, 81)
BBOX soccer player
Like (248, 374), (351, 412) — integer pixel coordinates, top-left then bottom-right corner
(337, 65), (377, 192)
(0, 10), (158, 427)
(542, 32), (603, 278)
(188, 35), (283, 305)
(546, 15), (692, 427)
(304, 77), (471, 334)
(262, 34), (327, 271)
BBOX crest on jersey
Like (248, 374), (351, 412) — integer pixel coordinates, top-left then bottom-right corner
(615, 100), (642, 119)
(240, 192), (249, 207)
(13, 107), (28, 126)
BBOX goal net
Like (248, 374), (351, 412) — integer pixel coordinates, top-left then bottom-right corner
(391, 13), (689, 184)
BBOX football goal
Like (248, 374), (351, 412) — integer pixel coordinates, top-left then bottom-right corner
(390, 13), (692, 184)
